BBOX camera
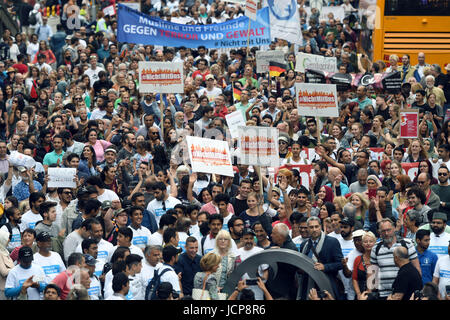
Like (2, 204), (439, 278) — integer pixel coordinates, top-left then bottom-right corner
(414, 290), (423, 300)
(317, 290), (327, 299)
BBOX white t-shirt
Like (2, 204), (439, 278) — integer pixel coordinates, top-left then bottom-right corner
(292, 236), (305, 251)
(130, 225), (152, 250)
(90, 109), (107, 120)
(222, 214), (234, 232)
(20, 210), (43, 230)
(97, 189), (120, 203)
(158, 264), (181, 293)
(147, 196), (181, 227)
(5, 263), (46, 300)
(84, 66), (105, 87)
(33, 251), (66, 283)
(140, 261), (163, 290)
(346, 248), (363, 272)
(178, 232), (189, 253)
(107, 244), (144, 262)
(338, 237), (356, 300)
(75, 239), (113, 277)
(433, 255), (450, 298)
(328, 231), (343, 242)
(148, 232), (164, 246)
(189, 224), (200, 240)
(0, 224), (21, 251)
(198, 234), (238, 256)
(88, 275), (102, 300)
(237, 246), (269, 300)
(429, 232), (450, 259)
(198, 87), (223, 102)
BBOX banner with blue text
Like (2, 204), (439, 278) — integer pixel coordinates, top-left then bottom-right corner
(117, 4), (271, 48)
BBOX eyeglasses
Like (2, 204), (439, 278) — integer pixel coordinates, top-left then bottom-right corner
(438, 173), (448, 176)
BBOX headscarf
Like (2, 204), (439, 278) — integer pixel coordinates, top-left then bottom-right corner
(424, 138), (437, 159)
(366, 175), (382, 188)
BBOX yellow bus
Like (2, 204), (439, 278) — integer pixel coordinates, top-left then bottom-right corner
(373, 0), (450, 68)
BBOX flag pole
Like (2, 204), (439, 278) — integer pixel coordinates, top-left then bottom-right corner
(160, 93), (165, 140)
(232, 81), (235, 104)
(246, 19), (251, 56)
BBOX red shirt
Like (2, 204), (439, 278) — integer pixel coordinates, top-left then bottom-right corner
(213, 105), (228, 119)
(192, 70), (210, 81)
(51, 270), (73, 300)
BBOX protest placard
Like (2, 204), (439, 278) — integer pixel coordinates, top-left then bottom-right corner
(256, 51), (285, 73)
(399, 109), (419, 139)
(225, 111), (246, 139)
(295, 52), (337, 73)
(138, 62), (184, 93)
(295, 83), (339, 117)
(117, 4), (270, 48)
(238, 126), (279, 167)
(264, 0), (303, 44)
(245, 0), (258, 21)
(186, 136), (234, 177)
(103, 5), (116, 16)
(48, 168), (77, 188)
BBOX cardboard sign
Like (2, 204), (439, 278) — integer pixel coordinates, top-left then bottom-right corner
(186, 136), (234, 177)
(295, 83), (339, 117)
(238, 126), (279, 167)
(382, 71), (402, 93)
(295, 52), (337, 73)
(138, 62), (184, 94)
(225, 111), (246, 139)
(255, 50), (285, 73)
(399, 109), (419, 139)
(245, 0), (258, 21)
(48, 168), (77, 188)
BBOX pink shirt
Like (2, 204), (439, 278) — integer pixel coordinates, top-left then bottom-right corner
(87, 139), (111, 163)
(200, 202), (235, 215)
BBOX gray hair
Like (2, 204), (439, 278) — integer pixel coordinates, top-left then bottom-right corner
(273, 223), (290, 238)
(432, 64), (441, 73)
(342, 203), (356, 219)
(144, 245), (162, 255)
(307, 216), (322, 225)
(425, 75), (435, 83)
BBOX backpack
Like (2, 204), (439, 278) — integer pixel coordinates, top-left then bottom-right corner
(144, 267), (171, 300)
(29, 11), (38, 25)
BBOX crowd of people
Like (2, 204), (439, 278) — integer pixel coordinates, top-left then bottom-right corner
(0, 0), (448, 301)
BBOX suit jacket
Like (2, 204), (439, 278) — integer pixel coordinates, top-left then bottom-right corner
(299, 235), (344, 299)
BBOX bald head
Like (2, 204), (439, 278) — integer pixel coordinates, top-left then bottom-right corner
(328, 167), (343, 181)
(393, 246), (409, 260)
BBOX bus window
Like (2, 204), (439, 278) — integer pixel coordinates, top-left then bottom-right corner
(385, 0), (450, 16)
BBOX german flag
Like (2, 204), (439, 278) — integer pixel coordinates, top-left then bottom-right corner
(233, 87), (241, 101)
(269, 61), (287, 78)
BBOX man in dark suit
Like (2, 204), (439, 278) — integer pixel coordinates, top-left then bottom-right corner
(266, 223), (299, 299)
(299, 217), (344, 300)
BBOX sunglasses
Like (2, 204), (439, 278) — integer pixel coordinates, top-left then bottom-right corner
(438, 173), (448, 176)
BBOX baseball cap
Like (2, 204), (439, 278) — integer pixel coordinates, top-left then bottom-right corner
(101, 200), (112, 210)
(36, 232), (52, 242)
(242, 228), (256, 237)
(114, 208), (127, 217)
(17, 166), (27, 173)
(432, 211), (447, 222)
(18, 246), (34, 263)
(352, 229), (365, 238)
(162, 245), (182, 260)
(205, 74), (215, 81)
(340, 217), (355, 227)
(104, 147), (117, 154)
(83, 254), (97, 266)
(278, 135), (289, 144)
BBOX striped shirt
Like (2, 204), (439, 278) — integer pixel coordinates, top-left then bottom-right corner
(370, 238), (417, 298)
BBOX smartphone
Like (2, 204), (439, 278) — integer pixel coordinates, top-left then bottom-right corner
(245, 278), (258, 286)
(368, 189), (377, 199)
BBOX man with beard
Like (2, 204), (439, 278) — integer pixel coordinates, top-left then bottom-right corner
(415, 229), (438, 285)
(370, 218), (420, 299)
(406, 187), (432, 225)
(428, 212), (450, 259)
(236, 228), (269, 300)
(341, 229), (364, 285)
(0, 207), (23, 251)
(33, 232), (66, 283)
(432, 165), (450, 222)
(336, 217), (356, 300)
(147, 182), (181, 228)
(253, 221), (272, 249)
(416, 173), (441, 212)
(228, 216), (244, 248)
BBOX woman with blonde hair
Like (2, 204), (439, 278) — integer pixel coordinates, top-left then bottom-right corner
(352, 231), (377, 299)
(349, 192), (370, 224)
(212, 230), (237, 291)
(333, 196), (348, 214)
(193, 252), (222, 300)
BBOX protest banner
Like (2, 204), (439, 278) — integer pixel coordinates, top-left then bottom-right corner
(103, 5), (116, 16)
(48, 168), (77, 188)
(245, 0), (258, 21)
(119, 1), (140, 11)
(117, 4), (270, 48)
(295, 83), (339, 117)
(186, 136), (234, 177)
(304, 6), (346, 24)
(225, 111), (246, 139)
(264, 0), (303, 44)
(382, 71), (402, 93)
(238, 126), (279, 167)
(295, 52), (338, 73)
(256, 50), (285, 73)
(304, 69), (327, 84)
(8, 151), (36, 169)
(329, 72), (352, 91)
(399, 109), (419, 139)
(138, 62), (184, 94)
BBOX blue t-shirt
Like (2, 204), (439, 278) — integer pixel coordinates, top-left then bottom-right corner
(417, 249), (438, 285)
